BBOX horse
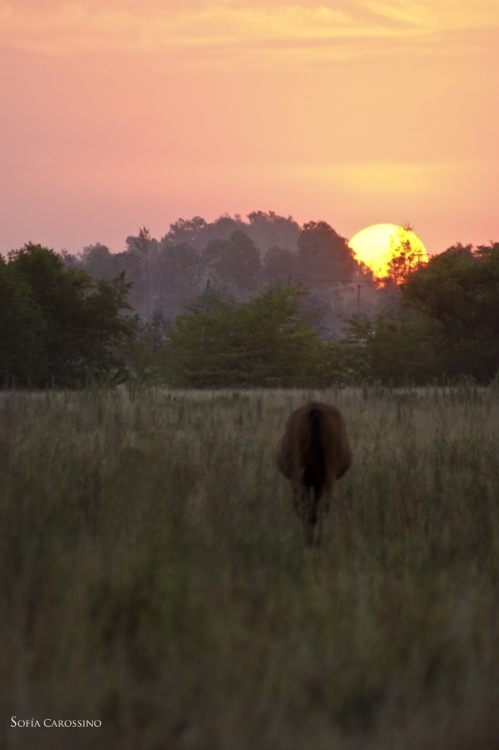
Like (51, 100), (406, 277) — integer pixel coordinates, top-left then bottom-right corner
(277, 402), (352, 547)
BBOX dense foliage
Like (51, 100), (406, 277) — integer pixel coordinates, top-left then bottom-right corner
(0, 257), (47, 385)
(0, 244), (136, 387)
(316, 242), (499, 387)
(4, 228), (499, 389)
(165, 283), (324, 387)
(150, 242), (499, 388)
(401, 242), (499, 383)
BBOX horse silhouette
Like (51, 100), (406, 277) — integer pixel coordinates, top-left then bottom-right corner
(277, 402), (352, 547)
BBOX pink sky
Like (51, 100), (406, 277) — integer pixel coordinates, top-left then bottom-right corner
(1, 0), (499, 257)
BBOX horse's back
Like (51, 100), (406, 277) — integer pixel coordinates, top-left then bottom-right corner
(277, 402), (351, 483)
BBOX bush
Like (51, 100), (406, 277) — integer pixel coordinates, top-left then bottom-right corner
(165, 283), (326, 387)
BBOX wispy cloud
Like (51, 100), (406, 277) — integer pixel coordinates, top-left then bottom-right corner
(360, 0), (499, 32)
(0, 3), (365, 57)
(1, 1), (498, 61)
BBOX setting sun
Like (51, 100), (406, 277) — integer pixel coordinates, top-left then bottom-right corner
(348, 224), (428, 280)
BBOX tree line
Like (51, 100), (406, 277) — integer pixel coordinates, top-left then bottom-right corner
(66, 213), (373, 333)
(2, 217), (499, 388)
(157, 241), (499, 387)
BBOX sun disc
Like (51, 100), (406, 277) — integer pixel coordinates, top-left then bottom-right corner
(349, 223), (428, 280)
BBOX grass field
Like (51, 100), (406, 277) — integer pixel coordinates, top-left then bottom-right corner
(2, 385), (499, 750)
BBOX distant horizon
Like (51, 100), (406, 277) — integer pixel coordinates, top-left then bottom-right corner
(3, 208), (497, 260)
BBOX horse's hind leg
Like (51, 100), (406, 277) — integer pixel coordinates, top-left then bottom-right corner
(297, 485), (316, 547)
(304, 488), (324, 548)
(311, 488), (323, 548)
(318, 485), (333, 547)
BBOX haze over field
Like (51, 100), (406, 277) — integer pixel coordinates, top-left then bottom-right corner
(1, 0), (499, 257)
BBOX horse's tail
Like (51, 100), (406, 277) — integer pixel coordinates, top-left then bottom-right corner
(303, 407), (326, 492)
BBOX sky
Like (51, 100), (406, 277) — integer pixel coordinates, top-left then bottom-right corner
(1, 0), (499, 257)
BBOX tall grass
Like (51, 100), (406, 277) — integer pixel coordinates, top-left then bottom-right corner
(2, 385), (499, 749)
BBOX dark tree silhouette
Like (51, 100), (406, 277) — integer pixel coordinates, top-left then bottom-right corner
(297, 221), (358, 283)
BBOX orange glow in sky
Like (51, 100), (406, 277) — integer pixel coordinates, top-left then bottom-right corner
(1, 1), (499, 256)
